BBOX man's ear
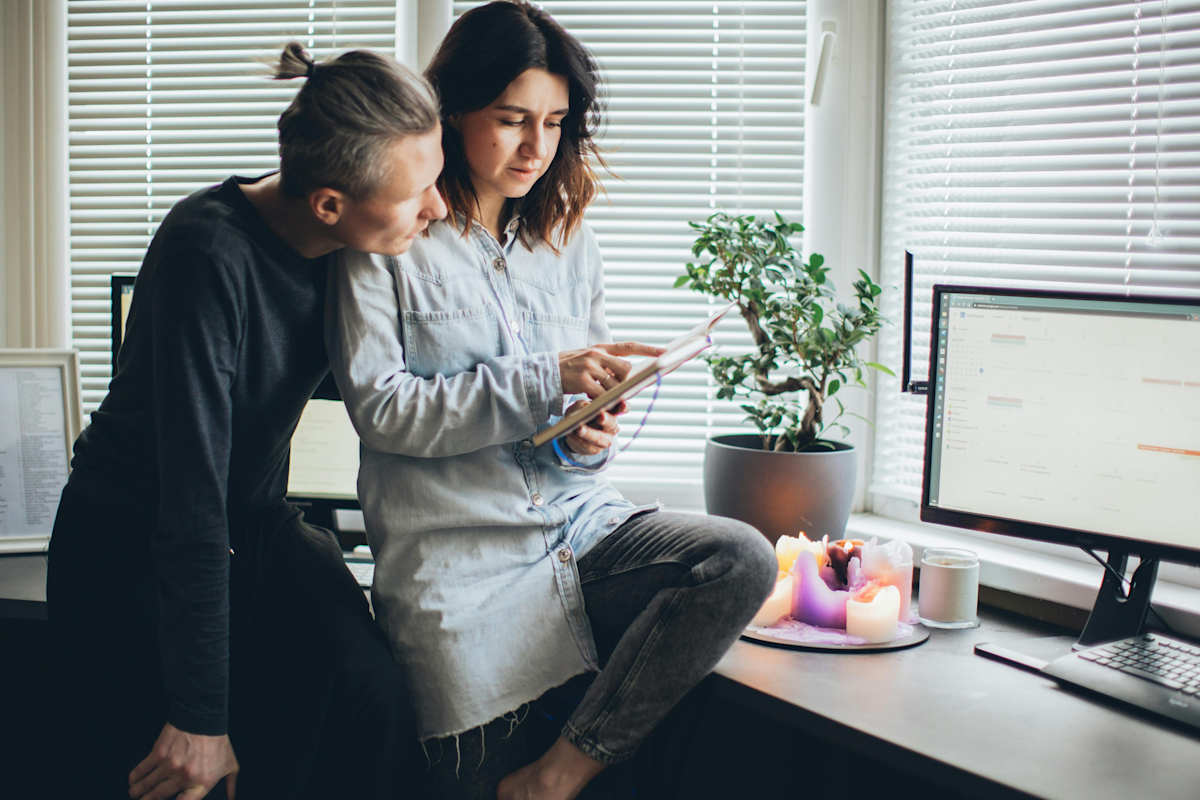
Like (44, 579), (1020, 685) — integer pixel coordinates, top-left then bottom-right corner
(309, 188), (346, 226)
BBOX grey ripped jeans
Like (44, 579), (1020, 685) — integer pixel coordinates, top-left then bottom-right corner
(426, 511), (777, 800)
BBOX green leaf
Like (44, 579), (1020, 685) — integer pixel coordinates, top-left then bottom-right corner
(864, 361), (896, 377)
(828, 379), (840, 397)
(673, 275), (691, 288)
(809, 253), (825, 269)
(843, 411), (876, 430)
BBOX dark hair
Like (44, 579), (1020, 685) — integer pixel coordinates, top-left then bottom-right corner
(273, 42), (440, 200)
(424, 0), (606, 251)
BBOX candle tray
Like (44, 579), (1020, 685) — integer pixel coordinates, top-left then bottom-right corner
(742, 623), (930, 653)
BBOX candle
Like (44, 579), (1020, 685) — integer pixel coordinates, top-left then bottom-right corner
(751, 575), (794, 627)
(775, 535), (805, 574)
(861, 538), (914, 623)
(828, 540), (863, 586)
(918, 548), (980, 628)
(846, 584), (901, 643)
(791, 550), (849, 629)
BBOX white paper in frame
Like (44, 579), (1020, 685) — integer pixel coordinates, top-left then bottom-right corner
(0, 350), (83, 553)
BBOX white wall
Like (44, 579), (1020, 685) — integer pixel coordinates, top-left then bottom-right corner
(0, 2), (9, 349)
(1, 0), (71, 350)
(800, 0), (886, 512)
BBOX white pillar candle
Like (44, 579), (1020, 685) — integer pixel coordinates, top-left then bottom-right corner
(775, 535), (805, 574)
(846, 584), (901, 643)
(752, 576), (794, 627)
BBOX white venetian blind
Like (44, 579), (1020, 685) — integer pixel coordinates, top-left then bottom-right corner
(454, 1), (807, 506)
(67, 0), (397, 410)
(872, 0), (1200, 503)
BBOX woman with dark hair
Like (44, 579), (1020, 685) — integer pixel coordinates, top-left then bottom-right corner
(329, 3), (777, 799)
(48, 44), (444, 799)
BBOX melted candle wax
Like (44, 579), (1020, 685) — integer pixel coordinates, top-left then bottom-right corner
(791, 550), (849, 629)
(861, 538), (915, 624)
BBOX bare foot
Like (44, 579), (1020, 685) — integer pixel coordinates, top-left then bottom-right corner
(496, 736), (606, 800)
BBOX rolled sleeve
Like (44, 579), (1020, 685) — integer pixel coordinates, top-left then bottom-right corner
(327, 250), (559, 458)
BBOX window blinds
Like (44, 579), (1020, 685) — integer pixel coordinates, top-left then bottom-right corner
(67, 0), (397, 410)
(454, 1), (807, 506)
(872, 0), (1200, 503)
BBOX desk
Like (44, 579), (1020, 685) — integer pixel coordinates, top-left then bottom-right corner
(0, 553), (49, 621)
(710, 605), (1200, 800)
(5, 555), (1200, 798)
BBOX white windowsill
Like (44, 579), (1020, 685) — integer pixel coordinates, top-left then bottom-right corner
(612, 475), (1200, 641)
(846, 513), (1200, 641)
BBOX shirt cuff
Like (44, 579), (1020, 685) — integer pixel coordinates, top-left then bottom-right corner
(554, 439), (616, 473)
(167, 701), (227, 737)
(523, 351), (564, 423)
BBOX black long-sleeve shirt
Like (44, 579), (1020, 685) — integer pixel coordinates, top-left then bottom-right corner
(70, 175), (332, 735)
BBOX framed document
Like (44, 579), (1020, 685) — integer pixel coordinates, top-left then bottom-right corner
(0, 350), (83, 553)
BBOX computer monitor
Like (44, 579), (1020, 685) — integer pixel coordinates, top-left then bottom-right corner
(921, 285), (1200, 646)
(110, 275), (365, 545)
(112, 274), (136, 367)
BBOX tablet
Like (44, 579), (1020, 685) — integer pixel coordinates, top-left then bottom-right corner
(532, 302), (737, 447)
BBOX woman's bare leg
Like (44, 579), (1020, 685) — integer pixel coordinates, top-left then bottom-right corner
(496, 736), (606, 800)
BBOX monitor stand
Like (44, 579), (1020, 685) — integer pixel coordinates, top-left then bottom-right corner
(1076, 551), (1159, 650)
(974, 550), (1160, 671)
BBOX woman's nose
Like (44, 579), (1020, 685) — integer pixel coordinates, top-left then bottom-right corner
(522, 125), (548, 161)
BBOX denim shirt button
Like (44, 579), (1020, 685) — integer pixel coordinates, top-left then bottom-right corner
(557, 548), (571, 563)
(509, 319), (521, 334)
(521, 439), (533, 449)
(531, 493), (545, 507)
(493, 257), (506, 272)
(607, 517), (619, 526)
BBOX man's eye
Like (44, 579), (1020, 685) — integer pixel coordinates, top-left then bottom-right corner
(501, 119), (523, 127)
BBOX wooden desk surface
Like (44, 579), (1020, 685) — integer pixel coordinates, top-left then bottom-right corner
(710, 606), (1200, 800)
(0, 553), (48, 621)
(8, 552), (1200, 798)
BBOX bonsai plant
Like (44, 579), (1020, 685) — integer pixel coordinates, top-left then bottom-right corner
(675, 212), (892, 542)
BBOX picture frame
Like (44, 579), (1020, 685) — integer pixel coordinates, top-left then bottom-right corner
(0, 349), (83, 553)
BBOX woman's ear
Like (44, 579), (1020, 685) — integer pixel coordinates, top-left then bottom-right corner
(445, 114), (461, 132)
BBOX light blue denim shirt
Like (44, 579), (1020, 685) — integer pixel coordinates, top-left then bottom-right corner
(327, 216), (658, 740)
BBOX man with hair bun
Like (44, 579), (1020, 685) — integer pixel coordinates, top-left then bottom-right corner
(47, 44), (445, 800)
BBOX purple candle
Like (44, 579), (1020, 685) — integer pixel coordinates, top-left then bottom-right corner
(791, 550), (849, 629)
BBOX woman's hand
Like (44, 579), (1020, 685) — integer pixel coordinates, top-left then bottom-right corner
(128, 723), (239, 800)
(563, 400), (628, 456)
(558, 342), (665, 399)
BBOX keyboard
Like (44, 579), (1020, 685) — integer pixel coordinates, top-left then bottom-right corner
(343, 558), (375, 589)
(1042, 632), (1200, 731)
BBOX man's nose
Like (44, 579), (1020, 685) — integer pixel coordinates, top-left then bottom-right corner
(424, 184), (447, 220)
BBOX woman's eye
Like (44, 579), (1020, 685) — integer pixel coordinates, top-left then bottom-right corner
(501, 119), (523, 127)
(546, 120), (563, 129)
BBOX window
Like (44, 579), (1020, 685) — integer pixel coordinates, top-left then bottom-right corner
(454, 1), (808, 507)
(872, 0), (1200, 508)
(67, 0), (397, 410)
(67, 1), (806, 508)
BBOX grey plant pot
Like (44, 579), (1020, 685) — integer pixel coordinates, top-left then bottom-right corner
(703, 433), (857, 546)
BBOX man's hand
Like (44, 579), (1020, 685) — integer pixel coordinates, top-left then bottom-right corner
(563, 399), (628, 456)
(129, 723), (239, 800)
(558, 342), (665, 399)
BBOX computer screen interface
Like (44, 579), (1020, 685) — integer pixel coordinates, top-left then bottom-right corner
(923, 288), (1200, 556)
